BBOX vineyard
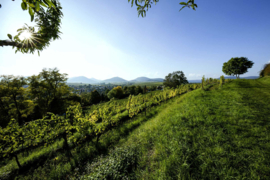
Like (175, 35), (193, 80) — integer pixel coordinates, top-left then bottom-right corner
(0, 77), (231, 179)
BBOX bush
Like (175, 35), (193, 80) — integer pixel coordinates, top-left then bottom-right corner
(84, 146), (138, 180)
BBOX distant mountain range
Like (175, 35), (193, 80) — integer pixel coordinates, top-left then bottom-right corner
(67, 76), (164, 84)
(66, 76), (260, 84)
(67, 76), (101, 84)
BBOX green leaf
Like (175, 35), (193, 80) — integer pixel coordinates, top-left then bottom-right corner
(7, 34), (12, 40)
(29, 7), (34, 16)
(28, 2), (35, 8)
(38, 51), (40, 56)
(21, 2), (27, 10)
(31, 14), (34, 22)
(40, 1), (48, 8)
(35, 1), (40, 11)
(179, 2), (187, 5)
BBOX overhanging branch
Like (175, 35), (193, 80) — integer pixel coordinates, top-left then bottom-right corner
(0, 40), (29, 48)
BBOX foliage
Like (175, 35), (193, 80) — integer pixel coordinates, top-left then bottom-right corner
(85, 146), (138, 179)
(0, 75), (35, 126)
(0, 0), (63, 56)
(222, 57), (254, 78)
(201, 75), (205, 90)
(128, 0), (198, 17)
(163, 71), (188, 88)
(219, 75), (225, 88)
(259, 62), (270, 77)
(89, 90), (101, 105)
(107, 86), (124, 99)
(27, 68), (70, 117)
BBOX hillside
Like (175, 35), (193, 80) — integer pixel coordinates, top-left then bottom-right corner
(102, 77), (128, 83)
(2, 77), (270, 179)
(81, 77), (270, 179)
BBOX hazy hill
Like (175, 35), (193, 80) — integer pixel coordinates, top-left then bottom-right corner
(130, 77), (164, 82)
(67, 76), (101, 84)
(103, 77), (128, 83)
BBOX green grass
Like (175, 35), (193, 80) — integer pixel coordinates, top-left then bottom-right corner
(128, 81), (163, 87)
(83, 77), (270, 179)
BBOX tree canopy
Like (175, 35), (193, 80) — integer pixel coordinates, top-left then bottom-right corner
(163, 71), (188, 88)
(222, 57), (254, 79)
(0, 0), (197, 55)
(107, 86), (124, 99)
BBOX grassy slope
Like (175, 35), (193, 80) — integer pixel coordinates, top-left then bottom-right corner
(85, 77), (270, 179)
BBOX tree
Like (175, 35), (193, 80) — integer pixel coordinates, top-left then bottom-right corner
(0, 0), (63, 55)
(0, 0), (196, 54)
(259, 62), (270, 77)
(222, 57), (254, 79)
(107, 86), (124, 99)
(143, 85), (147, 94)
(27, 68), (70, 117)
(163, 71), (188, 88)
(135, 85), (143, 95)
(0, 75), (35, 126)
(89, 90), (101, 105)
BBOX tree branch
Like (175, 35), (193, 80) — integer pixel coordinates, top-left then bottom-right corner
(0, 40), (29, 48)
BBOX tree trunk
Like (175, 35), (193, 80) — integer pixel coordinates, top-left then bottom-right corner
(13, 154), (22, 169)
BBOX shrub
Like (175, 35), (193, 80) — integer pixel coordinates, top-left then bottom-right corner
(259, 63), (270, 77)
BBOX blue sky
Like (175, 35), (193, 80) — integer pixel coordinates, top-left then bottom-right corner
(0, 0), (270, 80)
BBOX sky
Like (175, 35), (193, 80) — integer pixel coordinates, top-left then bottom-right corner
(0, 0), (270, 81)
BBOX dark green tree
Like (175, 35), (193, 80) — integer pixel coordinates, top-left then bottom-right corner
(0, 75), (35, 126)
(143, 85), (147, 94)
(0, 0), (196, 54)
(222, 57), (254, 79)
(163, 71), (188, 88)
(135, 86), (143, 95)
(89, 90), (101, 104)
(259, 62), (270, 77)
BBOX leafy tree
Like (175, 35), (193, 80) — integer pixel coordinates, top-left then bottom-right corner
(0, 75), (35, 126)
(107, 86), (124, 99)
(135, 85), (143, 95)
(0, 0), (196, 54)
(89, 90), (101, 104)
(27, 68), (70, 117)
(148, 85), (156, 91)
(259, 62), (270, 77)
(0, 84), (11, 127)
(163, 71), (188, 88)
(143, 85), (147, 94)
(222, 57), (254, 79)
(127, 86), (136, 95)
